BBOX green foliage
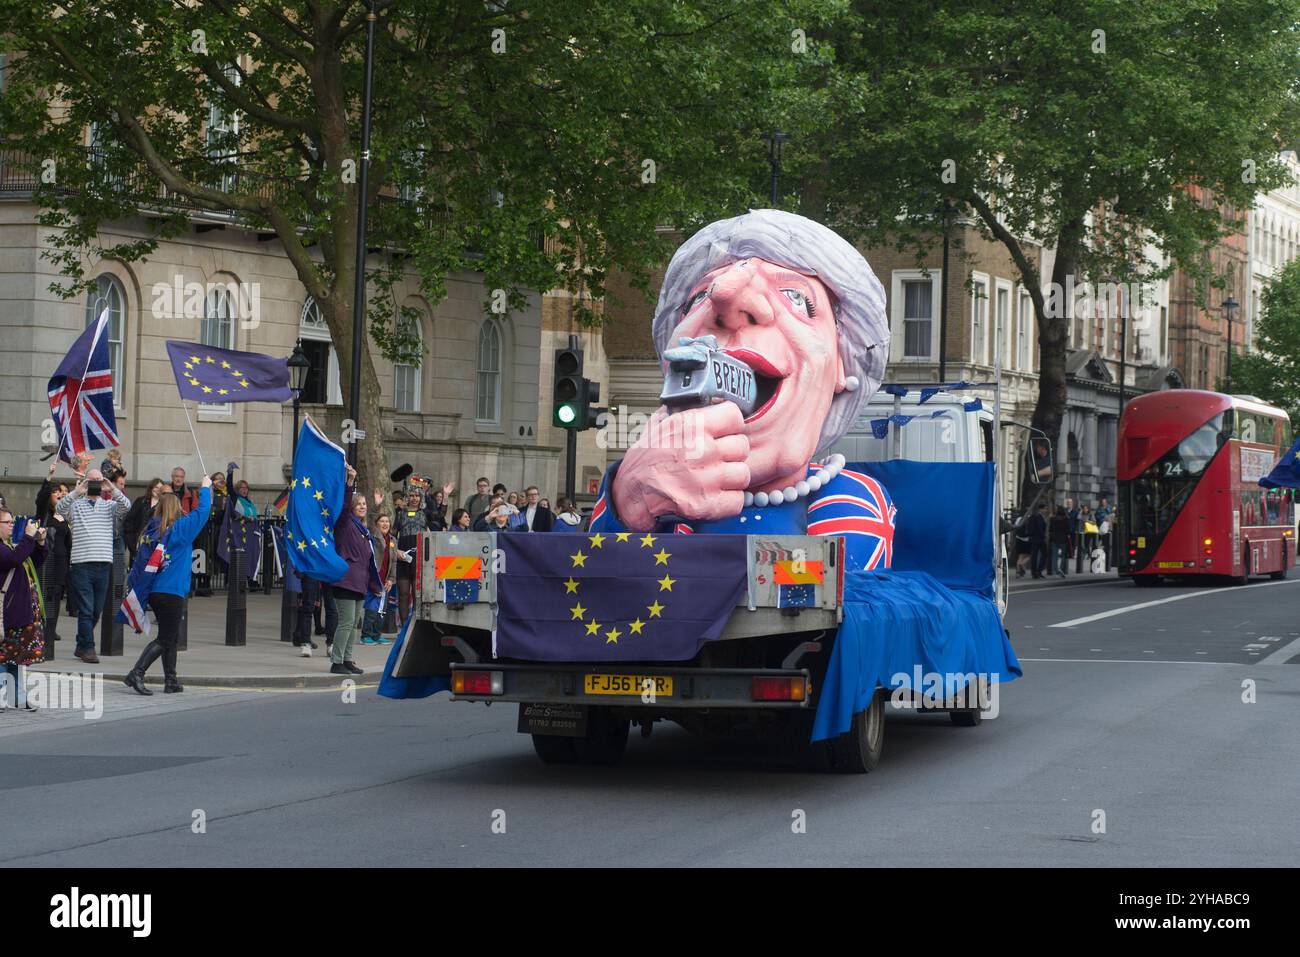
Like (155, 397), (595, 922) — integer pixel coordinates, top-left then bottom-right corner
(1234, 258), (1300, 424)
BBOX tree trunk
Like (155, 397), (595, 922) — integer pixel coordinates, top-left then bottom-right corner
(1017, 218), (1084, 513)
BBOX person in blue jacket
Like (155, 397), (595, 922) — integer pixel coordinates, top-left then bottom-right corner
(123, 474), (212, 695)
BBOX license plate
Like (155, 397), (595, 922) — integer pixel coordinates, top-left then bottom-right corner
(1157, 561), (1185, 569)
(583, 674), (673, 697)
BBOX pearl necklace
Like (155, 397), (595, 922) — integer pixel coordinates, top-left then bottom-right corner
(742, 453), (846, 509)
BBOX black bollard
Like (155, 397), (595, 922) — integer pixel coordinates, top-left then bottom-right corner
(99, 546), (126, 656)
(225, 543), (247, 646)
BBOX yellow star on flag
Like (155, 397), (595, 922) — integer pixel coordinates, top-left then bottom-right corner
(570, 550), (587, 568)
(323, 526), (332, 537)
(639, 533), (655, 547)
(189, 355), (200, 364)
(321, 507), (329, 517)
(564, 577), (580, 594)
(647, 600), (664, 618)
(653, 548), (671, 565)
(290, 479), (298, 489)
(585, 620), (602, 637)
(183, 361), (193, 370)
(629, 618), (645, 635)
(187, 377), (199, 386)
(319, 536), (329, 547)
(201, 385), (213, 393)
(570, 602), (586, 620)
(615, 532), (631, 543)
(204, 355), (215, 364)
(309, 539), (318, 548)
(313, 490), (324, 501)
(239, 380), (250, 388)
(301, 477), (311, 487)
(297, 540), (307, 551)
(658, 574), (675, 592)
(230, 369), (242, 377)
(217, 388), (229, 395)
(604, 627), (622, 644)
(588, 533), (605, 549)
(220, 360), (231, 369)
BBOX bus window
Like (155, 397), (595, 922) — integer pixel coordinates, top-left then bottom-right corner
(1124, 412), (1229, 538)
(1234, 410), (1277, 446)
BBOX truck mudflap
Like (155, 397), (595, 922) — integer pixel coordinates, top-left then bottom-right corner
(449, 662), (813, 711)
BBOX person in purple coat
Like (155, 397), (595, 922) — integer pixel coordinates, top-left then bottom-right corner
(329, 465), (380, 677)
(0, 508), (48, 711)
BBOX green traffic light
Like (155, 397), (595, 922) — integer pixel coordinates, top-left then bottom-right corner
(557, 404), (577, 425)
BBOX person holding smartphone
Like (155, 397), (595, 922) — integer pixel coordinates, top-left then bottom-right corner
(56, 468), (129, 663)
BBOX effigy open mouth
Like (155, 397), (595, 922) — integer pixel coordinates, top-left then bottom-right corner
(724, 348), (785, 422)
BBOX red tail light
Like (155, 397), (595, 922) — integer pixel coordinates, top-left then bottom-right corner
(452, 670), (504, 695)
(752, 676), (807, 702)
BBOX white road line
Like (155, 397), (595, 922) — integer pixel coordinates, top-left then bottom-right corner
(1019, 657), (1239, 665)
(1047, 578), (1300, 628)
(1260, 636), (1300, 666)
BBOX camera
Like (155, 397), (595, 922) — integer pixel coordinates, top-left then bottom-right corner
(86, 480), (102, 497)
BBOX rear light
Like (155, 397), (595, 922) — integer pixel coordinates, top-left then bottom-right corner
(752, 676), (807, 702)
(1128, 548), (1137, 556)
(452, 670), (504, 695)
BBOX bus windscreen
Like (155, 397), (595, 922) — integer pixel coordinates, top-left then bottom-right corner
(1123, 411), (1230, 538)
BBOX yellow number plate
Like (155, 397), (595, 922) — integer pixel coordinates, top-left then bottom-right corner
(584, 674), (673, 696)
(1157, 561), (1185, 569)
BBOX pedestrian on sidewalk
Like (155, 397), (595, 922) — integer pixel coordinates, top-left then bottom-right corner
(1049, 505), (1071, 578)
(361, 512), (397, 645)
(1013, 513), (1031, 578)
(57, 468), (130, 664)
(329, 468), (378, 676)
(36, 464), (71, 653)
(392, 488), (426, 624)
(1026, 503), (1048, 579)
(122, 477), (212, 695)
(0, 509), (47, 712)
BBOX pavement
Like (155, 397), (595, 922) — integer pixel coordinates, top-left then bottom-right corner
(1008, 569), (1116, 593)
(31, 591), (394, 690)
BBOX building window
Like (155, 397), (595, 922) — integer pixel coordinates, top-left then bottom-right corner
(476, 319), (502, 423)
(970, 277), (988, 366)
(298, 297), (341, 405)
(1017, 291), (1033, 370)
(84, 274), (125, 408)
(995, 283), (1011, 368)
(206, 63), (241, 193)
(393, 314), (421, 413)
(200, 286), (235, 411)
(902, 279), (933, 359)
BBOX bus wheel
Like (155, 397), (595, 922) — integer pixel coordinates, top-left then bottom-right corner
(1270, 553), (1288, 581)
(827, 690), (885, 774)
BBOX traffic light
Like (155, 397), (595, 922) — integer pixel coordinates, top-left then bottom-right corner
(552, 345), (599, 429)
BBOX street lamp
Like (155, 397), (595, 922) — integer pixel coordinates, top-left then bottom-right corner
(763, 131), (789, 206)
(288, 340), (310, 457)
(1221, 296), (1238, 394)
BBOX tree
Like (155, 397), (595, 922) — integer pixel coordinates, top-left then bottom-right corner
(1234, 258), (1300, 426)
(804, 0), (1300, 507)
(0, 0), (837, 493)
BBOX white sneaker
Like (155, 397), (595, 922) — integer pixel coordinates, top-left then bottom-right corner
(299, 644), (312, 657)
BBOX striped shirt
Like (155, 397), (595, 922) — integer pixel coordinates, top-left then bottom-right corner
(56, 488), (131, 564)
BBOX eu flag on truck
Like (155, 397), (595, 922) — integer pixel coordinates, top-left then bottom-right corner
(493, 533), (748, 662)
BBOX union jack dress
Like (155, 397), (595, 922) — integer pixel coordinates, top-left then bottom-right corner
(590, 460), (897, 571)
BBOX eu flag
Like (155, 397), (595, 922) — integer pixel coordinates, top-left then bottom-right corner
(1260, 436), (1300, 490)
(165, 340), (292, 403)
(494, 533), (748, 662)
(286, 418), (348, 584)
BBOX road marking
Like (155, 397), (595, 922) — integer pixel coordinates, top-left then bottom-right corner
(1260, 636), (1300, 666)
(1047, 578), (1300, 628)
(1019, 657), (1238, 665)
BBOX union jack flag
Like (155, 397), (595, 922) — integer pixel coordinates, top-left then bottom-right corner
(117, 541), (166, 636)
(806, 464), (897, 571)
(48, 309), (119, 463)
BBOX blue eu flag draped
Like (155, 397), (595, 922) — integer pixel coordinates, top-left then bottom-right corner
(286, 418), (348, 584)
(494, 533), (748, 661)
(1260, 436), (1300, 490)
(165, 340), (292, 403)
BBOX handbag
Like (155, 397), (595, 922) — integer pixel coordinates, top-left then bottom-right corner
(1083, 521), (1099, 535)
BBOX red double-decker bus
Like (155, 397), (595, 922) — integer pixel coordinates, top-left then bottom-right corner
(1117, 390), (1295, 586)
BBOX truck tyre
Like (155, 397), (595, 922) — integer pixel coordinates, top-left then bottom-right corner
(572, 708), (630, 766)
(532, 734), (578, 765)
(950, 707), (982, 727)
(826, 690), (884, 774)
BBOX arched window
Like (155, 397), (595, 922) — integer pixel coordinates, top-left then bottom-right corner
(200, 285), (235, 409)
(298, 297), (341, 405)
(84, 274), (125, 408)
(476, 319), (502, 423)
(393, 312), (421, 413)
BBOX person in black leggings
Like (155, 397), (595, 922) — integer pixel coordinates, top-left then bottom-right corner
(124, 476), (212, 695)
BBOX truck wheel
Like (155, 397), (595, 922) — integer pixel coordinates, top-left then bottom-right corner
(531, 734), (578, 765)
(827, 690), (884, 774)
(572, 708), (630, 766)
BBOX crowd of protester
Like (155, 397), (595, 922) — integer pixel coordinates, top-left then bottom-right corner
(1010, 496), (1115, 579)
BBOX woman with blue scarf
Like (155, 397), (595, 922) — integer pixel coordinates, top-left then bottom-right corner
(329, 465), (381, 676)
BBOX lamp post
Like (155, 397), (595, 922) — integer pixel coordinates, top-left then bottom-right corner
(763, 131), (789, 206)
(939, 197), (958, 382)
(1222, 296), (1238, 394)
(288, 339), (310, 456)
(347, 0), (378, 468)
